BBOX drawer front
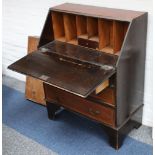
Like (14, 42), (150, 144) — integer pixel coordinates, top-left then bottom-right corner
(44, 84), (115, 127)
(78, 38), (99, 50)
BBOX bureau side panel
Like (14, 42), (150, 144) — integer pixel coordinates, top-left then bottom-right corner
(116, 13), (148, 126)
(38, 10), (54, 47)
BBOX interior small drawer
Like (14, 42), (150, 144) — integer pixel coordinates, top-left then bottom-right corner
(44, 84), (115, 127)
(78, 38), (99, 49)
(90, 87), (116, 106)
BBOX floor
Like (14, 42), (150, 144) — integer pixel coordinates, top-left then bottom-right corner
(2, 75), (153, 155)
(3, 124), (57, 155)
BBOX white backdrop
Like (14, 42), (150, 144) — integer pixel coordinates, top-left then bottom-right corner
(2, 0), (153, 127)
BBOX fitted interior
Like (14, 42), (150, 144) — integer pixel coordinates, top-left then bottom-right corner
(51, 11), (129, 55)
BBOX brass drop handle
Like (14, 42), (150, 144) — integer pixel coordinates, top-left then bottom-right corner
(88, 108), (100, 115)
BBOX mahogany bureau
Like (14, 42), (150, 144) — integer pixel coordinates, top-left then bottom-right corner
(8, 3), (147, 149)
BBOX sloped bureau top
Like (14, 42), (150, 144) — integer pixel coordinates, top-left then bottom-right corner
(51, 3), (146, 21)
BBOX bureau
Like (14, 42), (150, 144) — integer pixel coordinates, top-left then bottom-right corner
(8, 3), (147, 149)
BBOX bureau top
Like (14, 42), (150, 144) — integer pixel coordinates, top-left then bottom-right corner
(51, 3), (146, 22)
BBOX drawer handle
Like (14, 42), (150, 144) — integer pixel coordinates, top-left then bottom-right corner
(88, 108), (100, 115)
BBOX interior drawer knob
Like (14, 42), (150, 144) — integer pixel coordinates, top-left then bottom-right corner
(88, 108), (100, 115)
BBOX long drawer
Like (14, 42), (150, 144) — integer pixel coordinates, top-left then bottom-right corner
(44, 84), (115, 127)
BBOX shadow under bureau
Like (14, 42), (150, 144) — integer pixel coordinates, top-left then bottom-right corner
(8, 3), (147, 149)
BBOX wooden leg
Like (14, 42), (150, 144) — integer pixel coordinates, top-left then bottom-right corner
(134, 122), (142, 129)
(103, 120), (142, 149)
(46, 101), (61, 120)
(104, 127), (123, 149)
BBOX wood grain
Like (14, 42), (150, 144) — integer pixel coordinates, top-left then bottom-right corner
(63, 13), (77, 41)
(95, 80), (109, 94)
(113, 21), (125, 52)
(98, 19), (111, 49)
(50, 10), (128, 54)
(51, 11), (65, 40)
(91, 87), (115, 106)
(78, 37), (99, 49)
(76, 15), (87, 36)
(27, 36), (39, 54)
(44, 84), (115, 127)
(109, 21), (114, 48)
(52, 3), (145, 22)
(123, 22), (129, 37)
(25, 36), (45, 105)
(87, 17), (98, 38)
